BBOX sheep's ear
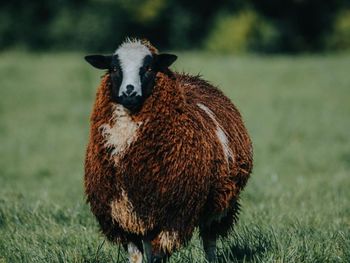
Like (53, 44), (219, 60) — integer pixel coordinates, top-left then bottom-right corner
(155, 53), (177, 70)
(84, 55), (112, 69)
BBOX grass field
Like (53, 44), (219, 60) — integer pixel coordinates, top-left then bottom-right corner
(0, 51), (349, 262)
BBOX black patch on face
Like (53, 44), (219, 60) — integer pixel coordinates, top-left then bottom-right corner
(109, 55), (123, 102)
(139, 55), (156, 100)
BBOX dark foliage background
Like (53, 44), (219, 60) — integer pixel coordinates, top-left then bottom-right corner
(0, 0), (350, 53)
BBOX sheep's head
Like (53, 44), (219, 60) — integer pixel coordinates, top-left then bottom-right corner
(85, 39), (177, 113)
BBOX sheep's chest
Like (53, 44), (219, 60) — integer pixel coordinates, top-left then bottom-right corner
(100, 104), (142, 159)
(100, 104), (151, 234)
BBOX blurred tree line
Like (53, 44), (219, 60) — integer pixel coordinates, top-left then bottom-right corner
(0, 0), (349, 53)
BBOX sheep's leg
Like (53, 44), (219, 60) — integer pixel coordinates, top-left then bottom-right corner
(202, 235), (217, 262)
(200, 222), (219, 262)
(142, 239), (152, 263)
(128, 242), (143, 263)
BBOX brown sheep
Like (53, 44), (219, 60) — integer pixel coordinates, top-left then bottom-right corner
(84, 38), (253, 262)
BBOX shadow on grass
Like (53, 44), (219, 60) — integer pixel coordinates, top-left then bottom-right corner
(218, 243), (266, 262)
(217, 228), (272, 263)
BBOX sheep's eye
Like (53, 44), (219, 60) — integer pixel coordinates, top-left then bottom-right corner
(145, 65), (152, 72)
(112, 67), (118, 72)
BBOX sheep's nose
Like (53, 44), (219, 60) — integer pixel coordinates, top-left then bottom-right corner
(125, 85), (134, 95)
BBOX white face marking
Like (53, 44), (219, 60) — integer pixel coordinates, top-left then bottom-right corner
(197, 103), (234, 165)
(114, 39), (152, 97)
(100, 105), (142, 158)
(128, 242), (143, 263)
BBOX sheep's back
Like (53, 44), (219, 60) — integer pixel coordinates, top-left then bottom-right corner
(178, 74), (253, 213)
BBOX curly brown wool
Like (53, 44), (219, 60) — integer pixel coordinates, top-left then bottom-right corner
(84, 43), (253, 261)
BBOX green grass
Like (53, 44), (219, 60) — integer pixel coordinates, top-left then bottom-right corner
(0, 51), (349, 262)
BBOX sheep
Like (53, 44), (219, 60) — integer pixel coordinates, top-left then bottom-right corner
(84, 38), (253, 263)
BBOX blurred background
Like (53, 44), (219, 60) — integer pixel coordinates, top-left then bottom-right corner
(1, 0), (350, 53)
(1, 1), (350, 262)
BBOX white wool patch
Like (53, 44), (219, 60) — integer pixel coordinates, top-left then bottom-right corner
(197, 103), (234, 165)
(158, 231), (180, 253)
(128, 242), (143, 263)
(100, 104), (141, 158)
(110, 188), (152, 235)
(114, 39), (151, 97)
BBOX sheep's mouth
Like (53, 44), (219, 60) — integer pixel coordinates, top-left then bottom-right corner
(116, 95), (144, 113)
